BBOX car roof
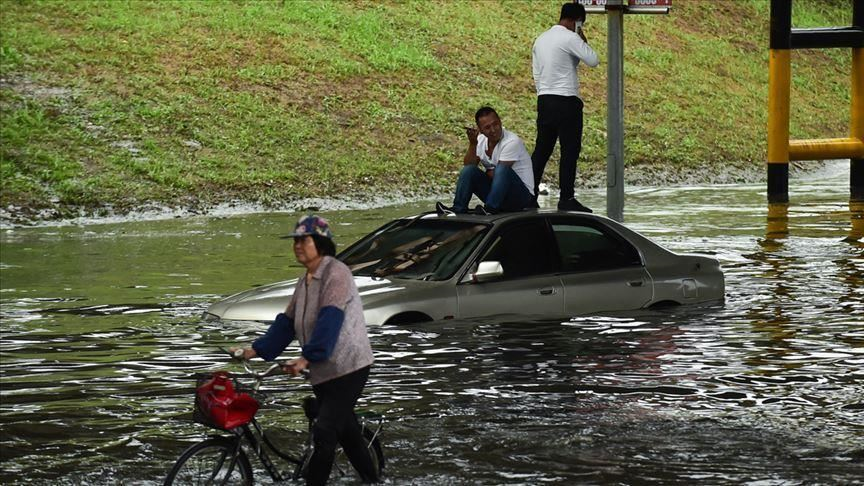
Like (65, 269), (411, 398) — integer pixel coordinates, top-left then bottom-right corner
(407, 208), (614, 225)
(400, 208), (678, 264)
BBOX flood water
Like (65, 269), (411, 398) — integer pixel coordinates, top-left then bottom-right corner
(1, 162), (863, 485)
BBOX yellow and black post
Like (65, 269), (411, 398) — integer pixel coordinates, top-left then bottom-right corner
(853, 1), (863, 240)
(767, 0), (864, 239)
(852, 1), (863, 204)
(767, 0), (792, 205)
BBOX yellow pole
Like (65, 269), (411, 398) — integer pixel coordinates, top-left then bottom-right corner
(788, 137), (864, 160)
(767, 49), (791, 204)
(853, 47), (863, 204)
(852, 48), (863, 142)
(767, 50), (791, 164)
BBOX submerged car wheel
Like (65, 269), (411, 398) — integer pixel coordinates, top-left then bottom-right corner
(648, 300), (681, 309)
(384, 312), (433, 325)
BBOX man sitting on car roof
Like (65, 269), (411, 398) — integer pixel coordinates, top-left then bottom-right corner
(437, 106), (535, 215)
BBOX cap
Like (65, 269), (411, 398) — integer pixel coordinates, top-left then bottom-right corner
(289, 214), (333, 239)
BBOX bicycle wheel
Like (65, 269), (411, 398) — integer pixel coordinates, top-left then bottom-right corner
(332, 424), (385, 481)
(362, 425), (385, 477)
(163, 437), (253, 486)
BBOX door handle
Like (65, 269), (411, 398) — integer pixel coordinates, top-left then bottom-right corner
(538, 287), (558, 295)
(627, 280), (644, 287)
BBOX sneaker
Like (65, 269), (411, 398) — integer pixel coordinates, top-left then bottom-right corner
(538, 183), (550, 196)
(472, 204), (492, 215)
(435, 201), (455, 215)
(557, 198), (593, 213)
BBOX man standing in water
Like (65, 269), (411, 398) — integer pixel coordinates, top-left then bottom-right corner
(531, 2), (599, 212)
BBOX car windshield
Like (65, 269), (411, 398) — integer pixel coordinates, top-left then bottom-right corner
(339, 218), (489, 281)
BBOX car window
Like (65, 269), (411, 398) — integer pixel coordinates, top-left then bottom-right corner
(339, 219), (489, 281)
(551, 222), (642, 272)
(479, 219), (558, 279)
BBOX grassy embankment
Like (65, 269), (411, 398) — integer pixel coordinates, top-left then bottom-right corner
(0, 0), (854, 221)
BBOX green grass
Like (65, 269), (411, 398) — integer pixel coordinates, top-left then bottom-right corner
(0, 0), (856, 218)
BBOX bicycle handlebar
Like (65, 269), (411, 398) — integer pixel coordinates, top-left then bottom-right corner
(242, 360), (284, 379)
(216, 347), (309, 388)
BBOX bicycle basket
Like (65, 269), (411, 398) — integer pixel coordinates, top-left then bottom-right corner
(193, 371), (260, 430)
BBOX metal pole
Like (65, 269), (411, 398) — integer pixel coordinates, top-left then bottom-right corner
(606, 3), (625, 222)
(851, 0), (863, 203)
(767, 0), (792, 205)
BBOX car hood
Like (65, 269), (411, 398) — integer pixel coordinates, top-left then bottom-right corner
(205, 276), (412, 322)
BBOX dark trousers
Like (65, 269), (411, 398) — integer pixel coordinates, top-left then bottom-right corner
(531, 95), (584, 201)
(307, 366), (377, 486)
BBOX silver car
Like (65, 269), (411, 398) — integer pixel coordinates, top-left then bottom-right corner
(204, 210), (724, 324)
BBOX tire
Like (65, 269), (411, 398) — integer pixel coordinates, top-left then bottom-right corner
(327, 424), (385, 482)
(164, 437), (253, 486)
(362, 425), (385, 477)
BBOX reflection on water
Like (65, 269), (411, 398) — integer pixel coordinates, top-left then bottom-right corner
(766, 202), (789, 240)
(849, 201), (864, 242)
(2, 164), (863, 484)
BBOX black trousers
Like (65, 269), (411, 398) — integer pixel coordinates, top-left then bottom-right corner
(531, 95), (585, 202)
(307, 365), (377, 486)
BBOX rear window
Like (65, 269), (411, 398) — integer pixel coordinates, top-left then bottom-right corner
(339, 219), (489, 281)
(551, 222), (642, 272)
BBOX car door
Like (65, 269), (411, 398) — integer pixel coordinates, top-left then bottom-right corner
(549, 217), (653, 315)
(456, 218), (565, 318)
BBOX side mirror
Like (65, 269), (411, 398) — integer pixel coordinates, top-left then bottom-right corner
(472, 261), (504, 282)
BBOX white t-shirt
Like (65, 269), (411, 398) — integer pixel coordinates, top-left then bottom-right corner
(476, 128), (535, 196)
(532, 25), (599, 97)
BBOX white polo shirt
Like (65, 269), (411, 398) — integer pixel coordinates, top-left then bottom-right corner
(532, 25), (600, 98)
(476, 128), (535, 196)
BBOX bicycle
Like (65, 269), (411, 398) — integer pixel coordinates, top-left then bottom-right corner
(164, 353), (384, 485)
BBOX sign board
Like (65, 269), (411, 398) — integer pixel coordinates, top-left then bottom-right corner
(576, 0), (671, 14)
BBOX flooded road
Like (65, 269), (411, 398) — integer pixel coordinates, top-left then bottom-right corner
(1, 162), (863, 484)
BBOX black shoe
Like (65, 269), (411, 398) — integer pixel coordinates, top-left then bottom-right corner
(435, 201), (455, 215)
(472, 204), (492, 215)
(557, 198), (593, 213)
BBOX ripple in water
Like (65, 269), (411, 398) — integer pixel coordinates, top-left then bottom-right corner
(1, 168), (863, 484)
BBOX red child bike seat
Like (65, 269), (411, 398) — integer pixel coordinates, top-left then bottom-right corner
(195, 371), (260, 430)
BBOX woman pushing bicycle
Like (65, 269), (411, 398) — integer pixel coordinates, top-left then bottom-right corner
(232, 215), (379, 485)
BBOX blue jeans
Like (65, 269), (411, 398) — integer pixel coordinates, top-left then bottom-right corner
(452, 164), (534, 213)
